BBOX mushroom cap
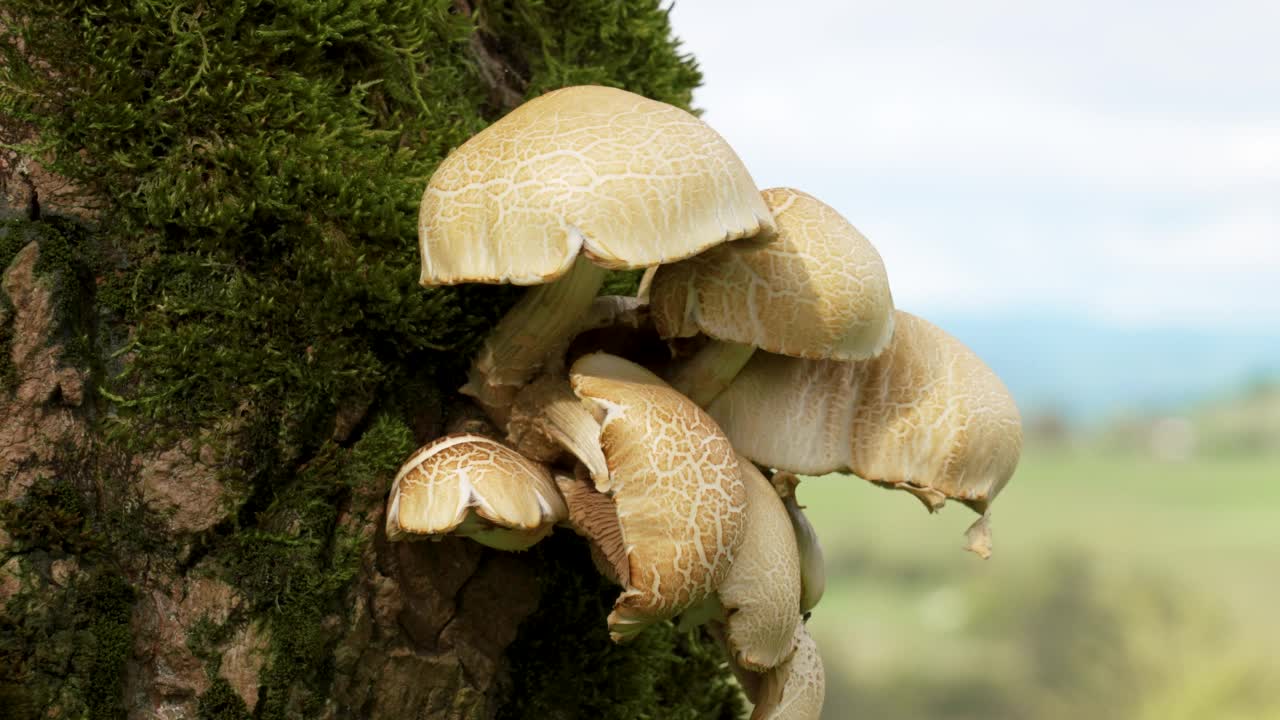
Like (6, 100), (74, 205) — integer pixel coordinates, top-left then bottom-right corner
(708, 311), (1023, 555)
(419, 85), (775, 286)
(569, 352), (748, 641)
(761, 623), (825, 720)
(719, 459), (802, 672)
(386, 434), (568, 550)
(650, 187), (895, 360)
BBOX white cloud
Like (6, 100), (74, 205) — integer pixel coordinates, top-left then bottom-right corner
(667, 0), (1280, 328)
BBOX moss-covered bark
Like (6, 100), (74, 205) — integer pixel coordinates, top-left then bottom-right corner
(0, 2), (743, 717)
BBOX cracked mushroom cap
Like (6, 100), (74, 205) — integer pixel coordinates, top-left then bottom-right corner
(569, 352), (748, 641)
(761, 623), (825, 720)
(650, 187), (894, 360)
(719, 459), (802, 672)
(418, 85), (775, 286)
(708, 311), (1023, 557)
(386, 434), (567, 551)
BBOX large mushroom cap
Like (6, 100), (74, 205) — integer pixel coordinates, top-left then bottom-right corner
(569, 352), (748, 641)
(386, 434), (567, 550)
(719, 459), (803, 672)
(709, 311), (1023, 556)
(650, 187), (895, 361)
(419, 85), (775, 286)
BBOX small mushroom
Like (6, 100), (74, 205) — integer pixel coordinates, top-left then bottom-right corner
(716, 458), (803, 672)
(649, 187), (894, 405)
(773, 472), (826, 614)
(386, 434), (567, 551)
(708, 311), (1023, 557)
(419, 85), (775, 423)
(561, 352), (749, 642)
(760, 623), (826, 720)
(716, 620), (826, 720)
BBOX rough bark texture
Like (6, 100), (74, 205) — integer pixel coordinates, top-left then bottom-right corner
(0, 2), (743, 718)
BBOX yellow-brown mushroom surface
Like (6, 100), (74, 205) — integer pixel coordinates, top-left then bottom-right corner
(570, 353), (748, 641)
(419, 85), (774, 286)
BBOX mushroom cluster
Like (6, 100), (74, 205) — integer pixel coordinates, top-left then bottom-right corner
(387, 85), (1023, 718)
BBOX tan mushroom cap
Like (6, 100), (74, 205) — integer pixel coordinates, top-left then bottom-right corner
(761, 623), (825, 720)
(650, 187), (895, 360)
(719, 459), (802, 672)
(708, 311), (1023, 556)
(569, 352), (748, 641)
(386, 434), (568, 550)
(419, 85), (775, 286)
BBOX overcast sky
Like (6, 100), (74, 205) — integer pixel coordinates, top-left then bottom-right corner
(667, 1), (1279, 329)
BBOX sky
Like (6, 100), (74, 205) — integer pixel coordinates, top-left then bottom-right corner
(666, 0), (1280, 331)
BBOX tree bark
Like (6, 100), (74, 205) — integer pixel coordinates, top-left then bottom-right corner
(0, 2), (740, 718)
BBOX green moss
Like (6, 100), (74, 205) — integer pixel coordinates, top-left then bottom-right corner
(498, 532), (746, 720)
(0, 216), (100, 390)
(214, 414), (413, 717)
(2, 0), (736, 716)
(84, 573), (135, 720)
(197, 677), (253, 720)
(478, 0), (702, 109)
(0, 474), (99, 555)
(0, 567), (134, 720)
(600, 269), (645, 298)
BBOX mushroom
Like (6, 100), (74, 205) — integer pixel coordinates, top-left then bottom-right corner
(419, 85), (775, 423)
(385, 433), (568, 551)
(707, 311), (1023, 557)
(760, 623), (826, 720)
(714, 458), (803, 671)
(649, 187), (894, 405)
(551, 352), (749, 642)
(772, 472), (826, 614)
(717, 620), (826, 720)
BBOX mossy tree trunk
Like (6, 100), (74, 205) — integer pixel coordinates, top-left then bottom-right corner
(0, 2), (744, 718)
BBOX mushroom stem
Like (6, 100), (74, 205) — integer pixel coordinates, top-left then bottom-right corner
(462, 255), (608, 424)
(666, 339), (757, 407)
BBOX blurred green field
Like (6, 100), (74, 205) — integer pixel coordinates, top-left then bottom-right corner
(800, 447), (1280, 720)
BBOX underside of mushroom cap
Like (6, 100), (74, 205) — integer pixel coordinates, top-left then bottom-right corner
(708, 311), (1022, 556)
(418, 85), (775, 286)
(555, 468), (630, 587)
(568, 352), (748, 641)
(719, 459), (802, 672)
(386, 433), (568, 550)
(650, 187), (895, 360)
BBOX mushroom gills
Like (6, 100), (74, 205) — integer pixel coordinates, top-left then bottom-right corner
(555, 470), (630, 587)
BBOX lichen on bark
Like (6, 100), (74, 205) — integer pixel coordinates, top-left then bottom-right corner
(1, 1), (743, 718)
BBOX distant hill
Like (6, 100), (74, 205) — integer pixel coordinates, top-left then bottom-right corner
(927, 310), (1280, 424)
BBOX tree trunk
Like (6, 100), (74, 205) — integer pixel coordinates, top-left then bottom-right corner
(0, 2), (744, 718)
